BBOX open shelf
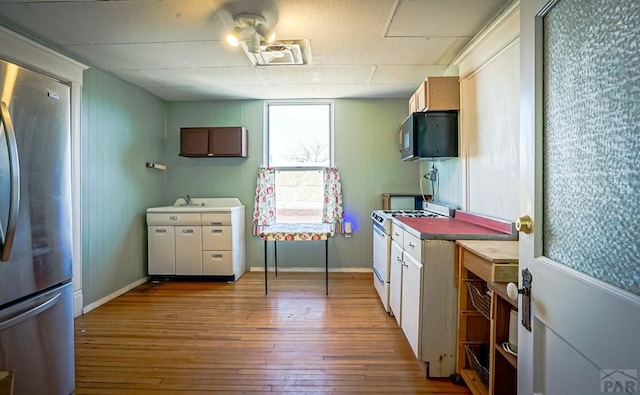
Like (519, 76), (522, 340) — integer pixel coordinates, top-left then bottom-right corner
(460, 369), (488, 395)
(456, 240), (519, 395)
(494, 342), (518, 369)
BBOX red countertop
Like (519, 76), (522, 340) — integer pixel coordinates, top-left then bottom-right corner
(394, 211), (516, 240)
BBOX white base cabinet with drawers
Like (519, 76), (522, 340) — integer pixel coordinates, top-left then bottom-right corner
(146, 198), (246, 281)
(389, 222), (457, 378)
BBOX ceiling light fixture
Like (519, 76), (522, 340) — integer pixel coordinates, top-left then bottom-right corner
(225, 13), (276, 53)
(225, 26), (242, 47)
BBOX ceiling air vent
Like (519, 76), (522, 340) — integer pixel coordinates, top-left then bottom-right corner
(241, 39), (311, 66)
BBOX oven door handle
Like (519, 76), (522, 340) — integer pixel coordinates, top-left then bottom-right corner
(373, 223), (386, 237)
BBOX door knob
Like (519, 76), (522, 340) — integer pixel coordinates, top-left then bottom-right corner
(506, 282), (527, 300)
(515, 215), (533, 234)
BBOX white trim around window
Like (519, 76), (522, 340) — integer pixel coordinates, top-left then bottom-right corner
(262, 100), (335, 167)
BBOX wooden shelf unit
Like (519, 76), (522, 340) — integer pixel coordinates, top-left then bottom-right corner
(455, 240), (519, 395)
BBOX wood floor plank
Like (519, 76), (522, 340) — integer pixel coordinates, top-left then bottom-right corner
(74, 272), (470, 394)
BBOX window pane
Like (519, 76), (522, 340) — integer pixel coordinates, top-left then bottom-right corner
(268, 104), (331, 167)
(275, 170), (323, 223)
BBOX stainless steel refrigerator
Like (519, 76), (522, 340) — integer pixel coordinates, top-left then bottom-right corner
(0, 58), (74, 394)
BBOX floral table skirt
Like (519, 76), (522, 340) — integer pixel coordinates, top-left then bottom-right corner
(260, 223), (333, 241)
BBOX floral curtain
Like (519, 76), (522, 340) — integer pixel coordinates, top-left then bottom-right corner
(252, 167), (276, 236)
(322, 167), (344, 233)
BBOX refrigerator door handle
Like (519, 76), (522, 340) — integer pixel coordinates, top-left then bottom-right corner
(0, 292), (60, 332)
(0, 101), (20, 262)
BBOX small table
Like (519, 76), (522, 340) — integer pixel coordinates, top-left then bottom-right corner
(260, 223), (333, 295)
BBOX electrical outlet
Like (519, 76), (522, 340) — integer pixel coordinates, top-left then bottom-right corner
(424, 170), (437, 181)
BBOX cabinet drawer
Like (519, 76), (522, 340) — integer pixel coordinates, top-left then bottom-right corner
(462, 248), (518, 283)
(147, 213), (201, 226)
(202, 226), (232, 250)
(201, 213), (231, 226)
(202, 251), (233, 275)
(403, 232), (422, 262)
(391, 222), (404, 244)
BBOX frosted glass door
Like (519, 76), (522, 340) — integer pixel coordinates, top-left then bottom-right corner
(518, 1), (640, 393)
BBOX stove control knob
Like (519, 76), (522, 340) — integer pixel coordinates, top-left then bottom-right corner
(516, 215), (533, 234)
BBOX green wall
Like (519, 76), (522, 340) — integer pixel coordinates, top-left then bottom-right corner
(165, 99), (421, 270)
(81, 67), (166, 305)
(80, 79), (422, 305)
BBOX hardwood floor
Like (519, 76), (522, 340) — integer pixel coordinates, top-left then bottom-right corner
(74, 272), (471, 394)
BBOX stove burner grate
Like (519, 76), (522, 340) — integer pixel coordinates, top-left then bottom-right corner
(383, 210), (446, 219)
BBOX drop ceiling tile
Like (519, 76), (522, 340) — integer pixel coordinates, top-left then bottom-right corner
(274, 0), (396, 39)
(317, 84), (416, 99)
(142, 67), (264, 87)
(63, 43), (191, 71)
(387, 0), (509, 37)
(109, 70), (166, 89)
(311, 37), (461, 65)
(0, 3), (89, 45)
(146, 85), (231, 101)
(65, 41), (252, 71)
(171, 42), (251, 68)
(23, 0), (226, 44)
(221, 84), (321, 100)
(257, 65), (374, 85)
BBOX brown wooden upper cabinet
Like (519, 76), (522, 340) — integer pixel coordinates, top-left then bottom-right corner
(408, 76), (460, 113)
(180, 127), (248, 158)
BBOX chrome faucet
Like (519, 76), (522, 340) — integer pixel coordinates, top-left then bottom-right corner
(183, 194), (192, 205)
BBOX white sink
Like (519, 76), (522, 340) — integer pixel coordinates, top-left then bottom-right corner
(146, 197), (244, 213)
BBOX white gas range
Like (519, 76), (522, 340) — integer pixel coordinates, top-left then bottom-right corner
(370, 202), (454, 312)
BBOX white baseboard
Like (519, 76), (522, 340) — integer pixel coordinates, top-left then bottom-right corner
(249, 267), (372, 273)
(82, 276), (149, 315)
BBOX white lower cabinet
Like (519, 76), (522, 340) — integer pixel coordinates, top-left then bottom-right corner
(146, 206), (246, 280)
(390, 222), (457, 378)
(175, 226), (203, 275)
(401, 252), (423, 358)
(147, 226), (175, 275)
(390, 240), (404, 325)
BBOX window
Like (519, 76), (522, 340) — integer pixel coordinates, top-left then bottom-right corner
(265, 102), (333, 223)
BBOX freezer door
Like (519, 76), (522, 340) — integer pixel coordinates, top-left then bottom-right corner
(0, 59), (72, 307)
(0, 282), (74, 394)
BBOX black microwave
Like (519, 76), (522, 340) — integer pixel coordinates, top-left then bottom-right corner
(401, 111), (458, 161)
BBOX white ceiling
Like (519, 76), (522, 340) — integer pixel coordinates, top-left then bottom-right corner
(0, 0), (510, 101)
